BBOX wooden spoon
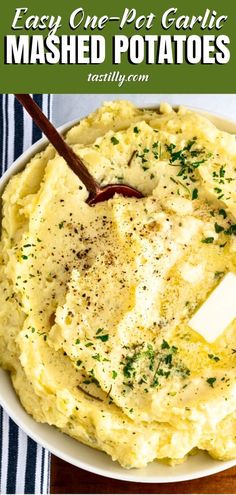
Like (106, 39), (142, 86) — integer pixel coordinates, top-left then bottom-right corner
(15, 94), (143, 205)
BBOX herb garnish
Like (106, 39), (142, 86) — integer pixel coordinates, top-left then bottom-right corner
(192, 188), (198, 200)
(122, 340), (189, 391)
(214, 223), (224, 233)
(96, 334), (109, 342)
(208, 354), (220, 362)
(225, 224), (236, 236)
(201, 237), (214, 244)
(96, 328), (104, 335)
(165, 138), (208, 197)
(206, 377), (216, 387)
(85, 342), (93, 347)
(161, 339), (170, 350)
(219, 209), (227, 219)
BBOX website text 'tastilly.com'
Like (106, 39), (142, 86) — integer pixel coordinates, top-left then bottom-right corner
(87, 71), (149, 87)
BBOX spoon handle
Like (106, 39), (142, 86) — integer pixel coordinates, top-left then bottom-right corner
(15, 94), (100, 197)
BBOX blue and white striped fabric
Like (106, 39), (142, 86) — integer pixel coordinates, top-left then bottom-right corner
(0, 94), (51, 495)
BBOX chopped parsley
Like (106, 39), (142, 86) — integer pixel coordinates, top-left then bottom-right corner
(96, 328), (104, 335)
(95, 328), (109, 344)
(92, 353), (101, 361)
(201, 237), (214, 244)
(121, 340), (188, 391)
(111, 136), (119, 145)
(161, 339), (170, 350)
(214, 271), (225, 279)
(165, 138), (208, 194)
(214, 223), (224, 233)
(220, 166), (226, 177)
(123, 352), (140, 378)
(164, 353), (173, 365)
(208, 354), (220, 362)
(145, 344), (155, 371)
(95, 334), (109, 342)
(206, 377), (216, 387)
(192, 188), (198, 200)
(219, 208), (227, 219)
(153, 146), (159, 159)
(225, 224), (236, 236)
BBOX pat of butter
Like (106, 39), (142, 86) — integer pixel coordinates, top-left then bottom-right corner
(188, 272), (236, 343)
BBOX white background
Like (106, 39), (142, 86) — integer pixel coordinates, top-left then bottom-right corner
(52, 94), (236, 126)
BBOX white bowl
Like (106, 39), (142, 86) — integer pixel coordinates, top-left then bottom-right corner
(1, 107), (236, 483)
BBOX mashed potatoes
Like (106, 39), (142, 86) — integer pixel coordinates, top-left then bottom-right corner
(1, 101), (236, 468)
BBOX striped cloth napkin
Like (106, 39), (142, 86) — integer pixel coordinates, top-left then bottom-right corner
(0, 94), (51, 495)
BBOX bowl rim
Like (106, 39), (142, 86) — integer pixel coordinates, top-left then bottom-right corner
(1, 104), (236, 483)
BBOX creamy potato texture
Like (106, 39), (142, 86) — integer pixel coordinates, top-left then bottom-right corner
(1, 101), (236, 468)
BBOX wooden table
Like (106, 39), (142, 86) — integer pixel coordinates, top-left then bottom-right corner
(51, 456), (236, 493)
